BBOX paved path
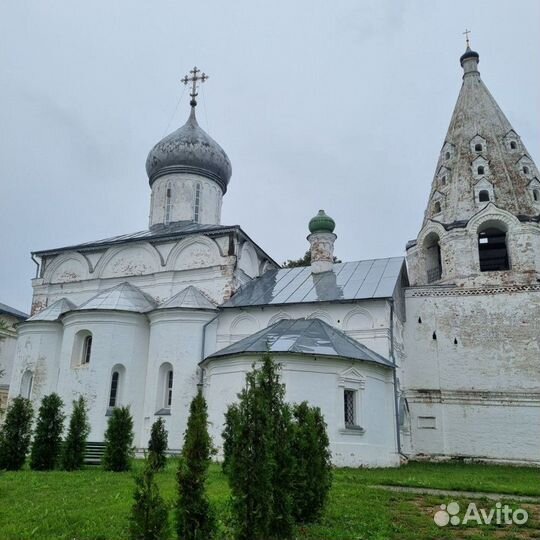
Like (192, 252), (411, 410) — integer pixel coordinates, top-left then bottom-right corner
(370, 485), (540, 504)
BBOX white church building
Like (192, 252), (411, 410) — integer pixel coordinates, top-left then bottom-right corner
(8, 46), (540, 467)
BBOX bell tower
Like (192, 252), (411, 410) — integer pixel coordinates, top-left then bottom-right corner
(406, 43), (540, 287)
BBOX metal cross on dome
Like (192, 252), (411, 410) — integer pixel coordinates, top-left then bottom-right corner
(182, 66), (209, 107)
(463, 28), (471, 47)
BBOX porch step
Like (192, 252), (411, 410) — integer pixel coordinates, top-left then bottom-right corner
(84, 441), (106, 466)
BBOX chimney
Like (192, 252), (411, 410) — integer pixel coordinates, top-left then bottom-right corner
(307, 210), (336, 274)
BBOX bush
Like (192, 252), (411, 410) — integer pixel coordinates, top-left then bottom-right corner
(223, 353), (294, 540)
(290, 401), (332, 523)
(103, 406), (134, 472)
(176, 390), (215, 540)
(129, 457), (170, 540)
(0, 396), (33, 470)
(30, 393), (65, 471)
(61, 396), (91, 471)
(148, 417), (168, 472)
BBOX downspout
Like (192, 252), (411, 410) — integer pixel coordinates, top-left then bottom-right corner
(388, 298), (405, 460)
(31, 254), (40, 278)
(199, 313), (220, 387)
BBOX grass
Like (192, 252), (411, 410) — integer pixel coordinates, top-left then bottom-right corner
(0, 461), (538, 539)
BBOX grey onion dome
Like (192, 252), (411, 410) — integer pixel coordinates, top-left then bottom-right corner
(146, 107), (232, 193)
(460, 46), (479, 66)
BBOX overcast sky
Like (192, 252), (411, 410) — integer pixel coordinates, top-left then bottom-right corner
(1, 0), (539, 312)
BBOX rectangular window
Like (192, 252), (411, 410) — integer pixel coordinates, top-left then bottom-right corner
(109, 372), (119, 407)
(344, 389), (356, 427)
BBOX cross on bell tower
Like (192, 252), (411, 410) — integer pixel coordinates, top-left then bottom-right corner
(182, 66), (209, 108)
(463, 28), (471, 47)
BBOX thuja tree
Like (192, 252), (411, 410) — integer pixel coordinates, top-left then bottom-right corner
(176, 390), (216, 540)
(30, 393), (65, 471)
(129, 456), (170, 540)
(148, 417), (168, 472)
(103, 406), (134, 472)
(290, 402), (332, 523)
(61, 396), (90, 471)
(0, 396), (33, 470)
(223, 353), (294, 540)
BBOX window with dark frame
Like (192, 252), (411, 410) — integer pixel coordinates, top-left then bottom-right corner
(344, 389), (356, 427)
(82, 335), (92, 364)
(109, 371), (119, 407)
(478, 190), (490, 202)
(194, 183), (201, 222)
(166, 370), (173, 408)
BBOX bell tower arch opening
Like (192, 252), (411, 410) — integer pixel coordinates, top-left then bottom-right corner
(478, 222), (510, 272)
(424, 233), (442, 283)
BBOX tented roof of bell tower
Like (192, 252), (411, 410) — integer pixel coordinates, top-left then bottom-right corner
(421, 46), (539, 228)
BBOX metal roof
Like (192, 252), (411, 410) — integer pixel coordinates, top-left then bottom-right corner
(76, 282), (157, 313)
(0, 302), (29, 320)
(27, 298), (76, 321)
(159, 286), (217, 310)
(32, 222), (238, 256)
(205, 318), (393, 368)
(222, 257), (405, 308)
(32, 222), (279, 268)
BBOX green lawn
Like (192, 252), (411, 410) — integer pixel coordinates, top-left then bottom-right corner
(0, 461), (538, 539)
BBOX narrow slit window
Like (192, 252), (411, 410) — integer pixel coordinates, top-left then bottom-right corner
(523, 166), (530, 175)
(109, 371), (119, 407)
(510, 141), (517, 150)
(433, 201), (441, 214)
(82, 335), (92, 364)
(194, 183), (201, 222)
(533, 189), (540, 202)
(445, 152), (450, 160)
(165, 370), (173, 408)
(165, 185), (173, 224)
(344, 389), (356, 427)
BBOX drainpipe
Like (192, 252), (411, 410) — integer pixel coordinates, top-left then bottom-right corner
(388, 298), (405, 460)
(199, 313), (220, 387)
(31, 254), (40, 278)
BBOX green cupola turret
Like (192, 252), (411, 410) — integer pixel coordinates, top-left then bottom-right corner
(308, 210), (336, 234)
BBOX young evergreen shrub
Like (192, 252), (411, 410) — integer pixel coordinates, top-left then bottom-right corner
(103, 406), (134, 472)
(30, 393), (65, 471)
(221, 404), (239, 475)
(224, 353), (294, 540)
(176, 390), (216, 540)
(0, 396), (33, 470)
(148, 417), (168, 472)
(129, 457), (170, 540)
(290, 401), (332, 523)
(61, 396), (90, 471)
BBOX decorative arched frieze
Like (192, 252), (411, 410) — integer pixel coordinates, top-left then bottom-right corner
(230, 313), (259, 336)
(343, 308), (374, 331)
(467, 204), (520, 236)
(44, 252), (91, 283)
(306, 310), (333, 325)
(238, 242), (259, 278)
(166, 235), (222, 271)
(267, 312), (292, 327)
(95, 243), (162, 279)
(416, 221), (447, 248)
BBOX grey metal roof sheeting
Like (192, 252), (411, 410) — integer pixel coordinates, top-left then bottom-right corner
(223, 257), (405, 307)
(76, 282), (157, 313)
(206, 318), (393, 368)
(0, 302), (29, 320)
(27, 298), (76, 321)
(33, 222), (238, 256)
(159, 286), (217, 310)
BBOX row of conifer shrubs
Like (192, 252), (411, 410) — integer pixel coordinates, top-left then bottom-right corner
(129, 353), (332, 540)
(0, 393), (168, 473)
